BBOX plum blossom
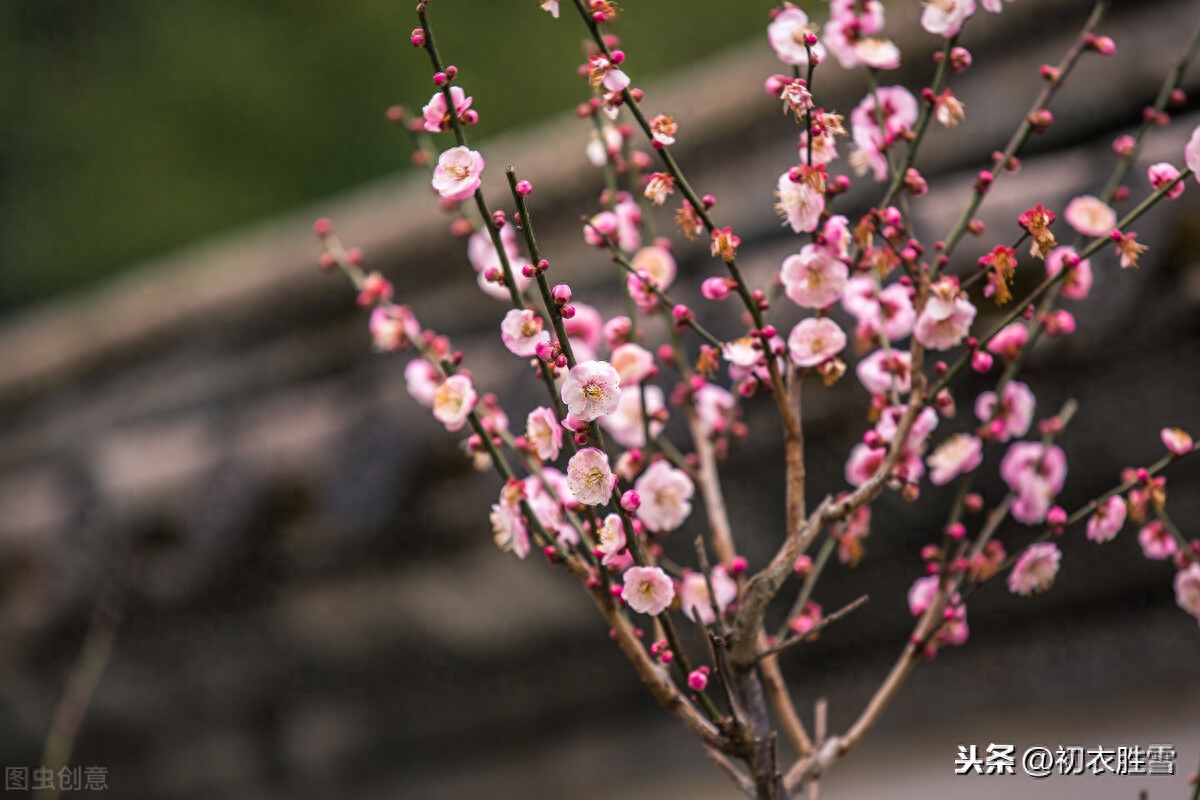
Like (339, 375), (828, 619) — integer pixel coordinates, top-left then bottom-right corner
(563, 302), (604, 354)
(1008, 542), (1062, 595)
(776, 171), (825, 233)
(986, 323), (1029, 362)
(526, 406), (563, 462)
(561, 360), (622, 421)
(567, 447), (616, 506)
(693, 383), (737, 438)
(601, 384), (666, 449)
(432, 374), (477, 432)
(490, 481), (529, 559)
(422, 87), (473, 133)
(1044, 246), (1093, 300)
(678, 566), (738, 625)
(1175, 563), (1200, 626)
(431, 146), (485, 202)
(621, 566), (675, 616)
(856, 349), (911, 395)
(914, 278), (976, 351)
(1086, 495), (1127, 543)
(1000, 442), (1068, 525)
(610, 343), (655, 386)
(921, 0), (976, 37)
(596, 513), (626, 566)
(627, 245), (676, 312)
(1148, 162), (1185, 200)
(540, 0), (560, 18)
(767, 6), (827, 66)
(722, 337), (761, 370)
(845, 443), (885, 487)
(613, 196), (643, 252)
(781, 244), (849, 308)
(1138, 521), (1178, 560)
(787, 317), (846, 368)
(975, 380), (1036, 442)
(586, 124), (623, 168)
(841, 277), (915, 341)
(587, 55), (630, 93)
(1186, 124), (1200, 180)
(468, 225), (531, 300)
(1063, 195), (1117, 238)
(405, 359), (441, 407)
(926, 434), (983, 485)
(500, 308), (550, 357)
(849, 86), (918, 181)
(907, 576), (939, 616)
(635, 460), (695, 533)
(1162, 427), (1194, 456)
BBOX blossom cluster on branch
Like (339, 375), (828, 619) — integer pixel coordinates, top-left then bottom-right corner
(316, 1), (1200, 797)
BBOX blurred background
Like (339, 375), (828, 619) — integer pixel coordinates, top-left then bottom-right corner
(2, 0), (1200, 798)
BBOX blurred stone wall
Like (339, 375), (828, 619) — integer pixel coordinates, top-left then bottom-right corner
(0, 1), (1199, 798)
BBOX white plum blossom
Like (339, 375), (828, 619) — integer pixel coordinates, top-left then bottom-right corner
(787, 317), (846, 368)
(621, 565), (674, 616)
(432, 374), (476, 432)
(526, 406), (563, 462)
(567, 447), (616, 506)
(500, 308), (550, 356)
(609, 342), (655, 386)
(540, 0), (560, 18)
(561, 360), (622, 421)
(490, 481), (529, 559)
(431, 145), (485, 202)
(634, 460), (695, 533)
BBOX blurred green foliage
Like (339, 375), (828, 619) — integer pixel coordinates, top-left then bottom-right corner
(0, 0), (777, 313)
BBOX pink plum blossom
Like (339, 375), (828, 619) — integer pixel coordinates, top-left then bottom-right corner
(369, 305), (413, 352)
(431, 146), (485, 202)
(1086, 495), (1127, 543)
(613, 196), (643, 252)
(561, 360), (622, 421)
(1186, 124), (1200, 180)
(856, 349), (911, 396)
(788, 317), (846, 367)
(601, 384), (666, 449)
(405, 359), (441, 407)
(596, 513), (626, 566)
(490, 482), (529, 559)
(780, 244), (849, 309)
(921, 0), (976, 37)
(1008, 542), (1062, 595)
(776, 171), (824, 233)
(822, 215), (852, 259)
(586, 124), (623, 168)
(634, 460), (695, 533)
(621, 565), (675, 616)
(907, 576), (939, 616)
(500, 308), (550, 356)
(627, 245), (676, 312)
(610, 343), (655, 386)
(926, 434), (983, 485)
(563, 302), (604, 352)
(914, 278), (976, 351)
(1000, 442), (1068, 525)
(1138, 521), (1177, 560)
(526, 406), (563, 462)
(1175, 562), (1200, 626)
(767, 6), (827, 66)
(432, 374), (477, 432)
(975, 380), (1036, 442)
(1162, 427), (1194, 456)
(841, 277), (915, 341)
(422, 86), (473, 133)
(1148, 162), (1184, 199)
(986, 323), (1029, 362)
(1063, 195), (1117, 238)
(1043, 246), (1093, 300)
(678, 566), (738, 625)
(850, 86), (918, 181)
(845, 443), (885, 487)
(468, 225), (531, 300)
(567, 447), (616, 506)
(693, 383), (737, 438)
(981, 0), (1010, 10)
